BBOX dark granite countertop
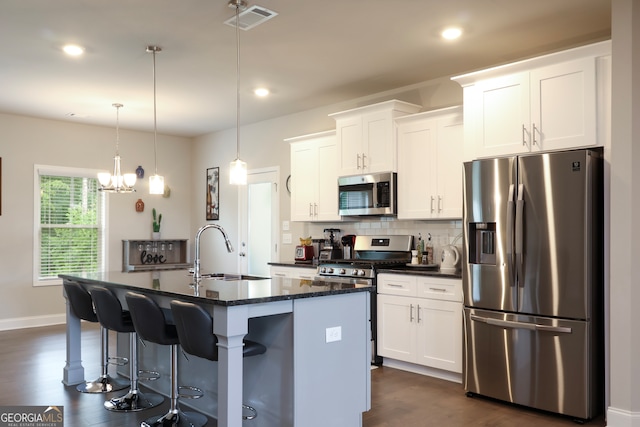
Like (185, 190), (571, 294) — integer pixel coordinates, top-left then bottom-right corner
(60, 270), (371, 307)
(268, 262), (318, 269)
(377, 267), (462, 279)
(268, 261), (462, 278)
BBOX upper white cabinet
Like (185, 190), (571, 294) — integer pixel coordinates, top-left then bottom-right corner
(452, 41), (611, 159)
(396, 106), (463, 219)
(287, 131), (341, 222)
(329, 100), (421, 176)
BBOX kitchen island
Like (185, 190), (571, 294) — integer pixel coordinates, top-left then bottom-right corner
(61, 270), (372, 427)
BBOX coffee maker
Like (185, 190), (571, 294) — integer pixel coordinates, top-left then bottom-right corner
(319, 228), (342, 260)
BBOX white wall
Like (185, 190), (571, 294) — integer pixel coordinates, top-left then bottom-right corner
(607, 0), (640, 424)
(0, 113), (192, 329)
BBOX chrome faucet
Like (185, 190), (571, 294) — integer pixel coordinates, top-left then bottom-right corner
(193, 224), (234, 283)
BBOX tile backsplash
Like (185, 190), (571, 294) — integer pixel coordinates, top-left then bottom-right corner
(301, 217), (463, 265)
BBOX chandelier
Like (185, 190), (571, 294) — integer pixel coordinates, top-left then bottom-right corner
(98, 103), (136, 193)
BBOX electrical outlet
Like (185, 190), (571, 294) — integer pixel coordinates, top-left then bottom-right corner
(325, 326), (342, 343)
(282, 233), (292, 244)
(282, 220), (290, 231)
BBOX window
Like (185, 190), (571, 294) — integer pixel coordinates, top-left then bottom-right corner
(34, 165), (106, 286)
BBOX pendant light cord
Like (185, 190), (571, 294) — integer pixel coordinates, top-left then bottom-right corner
(235, 2), (241, 160)
(152, 48), (159, 176)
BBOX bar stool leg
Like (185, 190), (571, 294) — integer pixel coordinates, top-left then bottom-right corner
(77, 326), (129, 393)
(104, 333), (164, 412)
(142, 344), (207, 427)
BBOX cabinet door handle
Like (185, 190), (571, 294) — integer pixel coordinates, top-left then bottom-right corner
(314, 203), (318, 216)
(522, 124), (527, 146)
(429, 287), (447, 292)
(274, 273), (286, 277)
(532, 123), (538, 145)
(362, 153), (367, 169)
(438, 196), (443, 212)
(409, 304), (414, 322)
(309, 203), (313, 217)
(430, 196), (435, 213)
(357, 153), (361, 169)
(417, 304), (421, 323)
(387, 283), (404, 288)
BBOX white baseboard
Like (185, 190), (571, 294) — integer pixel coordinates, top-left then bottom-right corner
(607, 406), (640, 427)
(381, 358), (462, 384)
(0, 313), (66, 331)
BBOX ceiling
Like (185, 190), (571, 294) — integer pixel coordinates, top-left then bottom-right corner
(0, 0), (611, 138)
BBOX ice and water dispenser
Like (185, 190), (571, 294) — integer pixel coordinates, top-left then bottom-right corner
(467, 222), (497, 265)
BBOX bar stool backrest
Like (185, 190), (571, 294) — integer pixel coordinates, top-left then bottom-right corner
(63, 281), (98, 322)
(170, 300), (219, 361)
(90, 286), (135, 334)
(125, 292), (178, 346)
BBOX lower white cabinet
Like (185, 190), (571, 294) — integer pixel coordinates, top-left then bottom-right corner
(377, 273), (462, 374)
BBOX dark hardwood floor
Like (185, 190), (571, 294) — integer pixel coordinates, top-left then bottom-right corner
(0, 323), (605, 427)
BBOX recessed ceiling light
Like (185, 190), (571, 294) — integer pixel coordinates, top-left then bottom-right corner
(441, 27), (462, 41)
(254, 88), (270, 97)
(63, 44), (85, 56)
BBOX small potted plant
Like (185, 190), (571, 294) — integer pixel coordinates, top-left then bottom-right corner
(152, 208), (162, 239)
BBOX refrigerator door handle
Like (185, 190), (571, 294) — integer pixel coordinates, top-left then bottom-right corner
(506, 184), (516, 282)
(515, 184), (525, 283)
(470, 314), (572, 334)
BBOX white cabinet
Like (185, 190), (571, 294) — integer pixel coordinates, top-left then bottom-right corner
(452, 40), (611, 159)
(329, 100), (421, 176)
(287, 131), (340, 222)
(396, 106), (463, 219)
(377, 273), (462, 374)
(270, 265), (316, 280)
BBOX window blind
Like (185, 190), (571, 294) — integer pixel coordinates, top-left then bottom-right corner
(38, 174), (104, 280)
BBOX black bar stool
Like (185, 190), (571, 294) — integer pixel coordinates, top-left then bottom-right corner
(125, 291), (208, 427)
(170, 299), (266, 421)
(90, 286), (164, 412)
(62, 281), (129, 393)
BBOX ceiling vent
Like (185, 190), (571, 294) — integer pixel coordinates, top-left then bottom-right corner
(224, 5), (278, 30)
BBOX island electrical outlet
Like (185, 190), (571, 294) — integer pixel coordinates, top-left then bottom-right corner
(326, 326), (342, 343)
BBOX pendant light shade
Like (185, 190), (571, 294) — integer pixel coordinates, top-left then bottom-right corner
(229, 0), (248, 185)
(147, 45), (165, 195)
(98, 103), (136, 193)
(229, 158), (247, 185)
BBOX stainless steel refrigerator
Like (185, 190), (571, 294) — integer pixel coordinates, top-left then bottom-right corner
(462, 148), (603, 420)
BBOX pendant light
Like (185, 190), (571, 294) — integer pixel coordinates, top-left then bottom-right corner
(98, 103), (137, 193)
(147, 45), (165, 195)
(229, 0), (248, 185)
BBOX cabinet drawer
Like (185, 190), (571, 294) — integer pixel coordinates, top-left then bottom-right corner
(377, 273), (417, 296)
(416, 277), (462, 302)
(270, 266), (316, 280)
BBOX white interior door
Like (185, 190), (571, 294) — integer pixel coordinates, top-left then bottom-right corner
(238, 167), (279, 276)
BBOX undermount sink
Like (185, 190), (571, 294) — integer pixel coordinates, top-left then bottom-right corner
(200, 273), (269, 281)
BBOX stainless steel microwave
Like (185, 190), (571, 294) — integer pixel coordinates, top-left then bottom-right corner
(338, 172), (397, 216)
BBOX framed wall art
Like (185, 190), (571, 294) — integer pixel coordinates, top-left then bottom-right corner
(206, 167), (219, 220)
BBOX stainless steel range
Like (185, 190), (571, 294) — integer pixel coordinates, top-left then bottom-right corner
(315, 235), (413, 365)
